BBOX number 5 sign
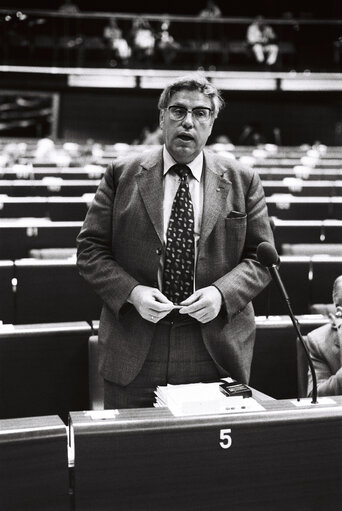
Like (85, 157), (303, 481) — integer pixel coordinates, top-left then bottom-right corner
(219, 428), (232, 449)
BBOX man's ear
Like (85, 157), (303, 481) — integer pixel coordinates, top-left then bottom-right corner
(159, 110), (165, 129)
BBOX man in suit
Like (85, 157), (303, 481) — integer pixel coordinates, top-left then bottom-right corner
(306, 275), (342, 397)
(76, 74), (274, 409)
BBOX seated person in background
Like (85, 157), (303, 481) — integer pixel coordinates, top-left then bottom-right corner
(58, 0), (79, 13)
(246, 15), (279, 67)
(306, 275), (342, 397)
(156, 20), (180, 66)
(103, 17), (131, 67)
(199, 0), (222, 18)
(238, 121), (266, 146)
(333, 35), (342, 69)
(130, 17), (155, 65)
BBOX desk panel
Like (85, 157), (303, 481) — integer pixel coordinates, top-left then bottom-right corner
(70, 398), (342, 511)
(273, 220), (342, 251)
(0, 322), (91, 421)
(0, 179), (99, 197)
(14, 259), (102, 323)
(0, 221), (82, 259)
(0, 260), (15, 323)
(0, 415), (69, 511)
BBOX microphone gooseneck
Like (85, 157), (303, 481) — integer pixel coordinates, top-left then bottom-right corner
(257, 242), (318, 404)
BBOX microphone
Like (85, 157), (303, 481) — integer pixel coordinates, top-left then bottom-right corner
(257, 241), (318, 404)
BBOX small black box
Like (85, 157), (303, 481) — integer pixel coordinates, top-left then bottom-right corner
(219, 380), (252, 398)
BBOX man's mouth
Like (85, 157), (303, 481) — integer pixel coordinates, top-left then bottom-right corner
(177, 133), (194, 142)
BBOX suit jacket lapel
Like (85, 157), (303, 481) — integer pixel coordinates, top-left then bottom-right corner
(199, 150), (231, 250)
(336, 318), (342, 367)
(136, 148), (164, 244)
(136, 148), (233, 248)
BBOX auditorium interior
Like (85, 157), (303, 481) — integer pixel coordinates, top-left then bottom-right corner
(1, 2), (342, 510)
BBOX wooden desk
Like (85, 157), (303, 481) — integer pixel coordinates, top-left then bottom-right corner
(0, 219), (82, 259)
(70, 396), (342, 511)
(0, 322), (91, 421)
(0, 415), (69, 511)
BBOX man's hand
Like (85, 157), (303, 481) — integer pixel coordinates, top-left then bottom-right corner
(127, 285), (174, 323)
(179, 286), (222, 323)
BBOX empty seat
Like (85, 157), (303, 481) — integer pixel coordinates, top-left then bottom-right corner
(250, 315), (329, 399)
(253, 256), (311, 316)
(311, 256), (342, 305)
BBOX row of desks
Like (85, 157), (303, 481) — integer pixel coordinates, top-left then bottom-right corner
(0, 218), (341, 260)
(1, 179), (342, 196)
(0, 314), (332, 422)
(1, 255), (341, 323)
(2, 196), (341, 221)
(1, 166), (342, 181)
(2, 395), (342, 510)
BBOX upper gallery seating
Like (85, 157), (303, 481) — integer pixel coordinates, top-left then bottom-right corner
(1, 11), (338, 72)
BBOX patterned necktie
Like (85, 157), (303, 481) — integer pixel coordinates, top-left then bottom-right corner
(162, 164), (195, 304)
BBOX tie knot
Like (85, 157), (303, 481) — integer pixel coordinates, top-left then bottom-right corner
(173, 164), (191, 180)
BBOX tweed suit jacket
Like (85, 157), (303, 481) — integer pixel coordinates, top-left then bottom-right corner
(76, 146), (274, 386)
(306, 316), (342, 396)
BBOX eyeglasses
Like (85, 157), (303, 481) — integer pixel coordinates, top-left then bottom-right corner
(167, 105), (212, 123)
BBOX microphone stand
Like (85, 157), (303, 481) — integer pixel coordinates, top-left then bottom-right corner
(269, 264), (318, 404)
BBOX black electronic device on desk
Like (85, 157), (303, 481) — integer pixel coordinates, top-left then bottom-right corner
(219, 379), (252, 398)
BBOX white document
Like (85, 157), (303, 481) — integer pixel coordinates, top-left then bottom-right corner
(154, 382), (265, 416)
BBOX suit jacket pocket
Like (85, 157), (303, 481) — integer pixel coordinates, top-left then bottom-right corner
(226, 210), (247, 219)
(224, 213), (247, 245)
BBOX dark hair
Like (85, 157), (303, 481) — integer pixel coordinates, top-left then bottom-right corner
(158, 74), (225, 119)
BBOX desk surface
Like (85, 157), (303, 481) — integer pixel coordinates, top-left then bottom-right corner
(70, 395), (342, 431)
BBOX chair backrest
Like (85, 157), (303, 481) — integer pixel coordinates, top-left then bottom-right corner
(88, 335), (104, 410)
(296, 336), (309, 398)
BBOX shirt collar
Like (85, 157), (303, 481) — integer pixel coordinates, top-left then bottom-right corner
(162, 145), (203, 182)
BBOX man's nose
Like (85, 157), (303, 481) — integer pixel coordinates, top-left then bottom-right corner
(182, 111), (194, 128)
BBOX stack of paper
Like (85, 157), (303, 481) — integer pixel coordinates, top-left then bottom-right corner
(154, 382), (265, 417)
